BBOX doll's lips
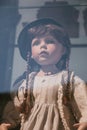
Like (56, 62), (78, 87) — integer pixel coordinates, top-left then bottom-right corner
(39, 51), (49, 56)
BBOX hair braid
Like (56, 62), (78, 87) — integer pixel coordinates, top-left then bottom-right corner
(20, 51), (32, 130)
(65, 57), (72, 101)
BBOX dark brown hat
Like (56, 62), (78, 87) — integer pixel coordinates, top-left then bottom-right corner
(18, 18), (63, 60)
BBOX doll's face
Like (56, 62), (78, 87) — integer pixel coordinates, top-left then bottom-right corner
(31, 35), (65, 66)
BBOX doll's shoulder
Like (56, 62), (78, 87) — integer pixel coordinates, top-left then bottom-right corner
(13, 72), (26, 87)
(61, 70), (74, 83)
(12, 71), (37, 89)
(10, 72), (27, 97)
(62, 70), (85, 83)
(61, 70), (86, 91)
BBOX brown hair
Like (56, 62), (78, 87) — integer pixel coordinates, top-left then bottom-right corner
(27, 23), (71, 71)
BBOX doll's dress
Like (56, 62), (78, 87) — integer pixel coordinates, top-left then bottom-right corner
(23, 72), (75, 130)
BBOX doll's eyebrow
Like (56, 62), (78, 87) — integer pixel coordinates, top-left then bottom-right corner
(32, 39), (40, 46)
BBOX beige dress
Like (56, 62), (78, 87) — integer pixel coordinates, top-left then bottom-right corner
(13, 70), (87, 130)
(23, 72), (64, 130)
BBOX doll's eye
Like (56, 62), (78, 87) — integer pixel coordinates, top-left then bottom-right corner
(32, 40), (40, 46)
(45, 39), (55, 44)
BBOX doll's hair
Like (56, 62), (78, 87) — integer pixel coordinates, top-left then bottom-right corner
(27, 23), (71, 72)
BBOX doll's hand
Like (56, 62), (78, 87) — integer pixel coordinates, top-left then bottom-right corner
(73, 122), (87, 130)
(0, 123), (11, 130)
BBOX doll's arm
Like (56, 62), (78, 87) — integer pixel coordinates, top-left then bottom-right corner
(73, 122), (87, 130)
(72, 76), (87, 130)
(1, 101), (20, 129)
(0, 123), (11, 130)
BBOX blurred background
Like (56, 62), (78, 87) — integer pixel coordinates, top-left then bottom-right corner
(0, 0), (87, 124)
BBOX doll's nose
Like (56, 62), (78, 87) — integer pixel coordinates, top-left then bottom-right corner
(40, 41), (47, 49)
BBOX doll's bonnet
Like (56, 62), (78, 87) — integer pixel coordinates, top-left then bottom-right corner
(18, 18), (69, 61)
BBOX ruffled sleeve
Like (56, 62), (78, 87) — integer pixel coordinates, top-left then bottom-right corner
(72, 75), (87, 123)
(10, 78), (25, 113)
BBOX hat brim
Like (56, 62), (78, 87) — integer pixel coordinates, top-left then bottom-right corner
(18, 18), (62, 60)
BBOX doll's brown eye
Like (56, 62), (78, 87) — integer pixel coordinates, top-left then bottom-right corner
(32, 40), (40, 46)
(45, 39), (55, 44)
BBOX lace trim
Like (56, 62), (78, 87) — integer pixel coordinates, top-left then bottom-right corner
(58, 85), (70, 130)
